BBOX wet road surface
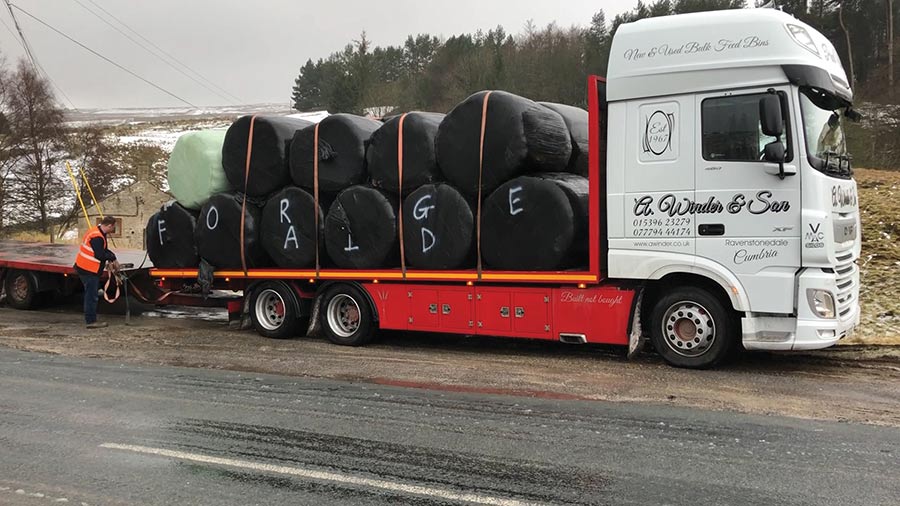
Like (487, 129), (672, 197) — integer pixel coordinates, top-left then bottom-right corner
(1, 348), (897, 506)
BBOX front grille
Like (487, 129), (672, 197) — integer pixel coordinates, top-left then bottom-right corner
(834, 245), (858, 318)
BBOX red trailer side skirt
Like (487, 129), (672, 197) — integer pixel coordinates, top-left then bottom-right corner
(363, 283), (634, 345)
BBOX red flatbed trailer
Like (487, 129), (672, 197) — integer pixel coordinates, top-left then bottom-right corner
(0, 240), (230, 309)
(151, 76), (641, 348)
(0, 240), (151, 275)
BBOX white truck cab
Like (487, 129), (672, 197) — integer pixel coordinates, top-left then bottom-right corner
(605, 9), (860, 367)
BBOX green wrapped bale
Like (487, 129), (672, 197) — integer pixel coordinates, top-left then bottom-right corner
(167, 129), (232, 210)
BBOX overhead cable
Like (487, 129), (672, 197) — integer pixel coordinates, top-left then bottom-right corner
(84, 0), (245, 104)
(11, 3), (198, 108)
(71, 0), (238, 105)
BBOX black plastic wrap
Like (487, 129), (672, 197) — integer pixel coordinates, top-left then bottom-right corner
(401, 183), (475, 270)
(290, 114), (381, 194)
(260, 186), (324, 268)
(368, 112), (445, 194)
(145, 201), (199, 268)
(222, 115), (312, 196)
(436, 90), (572, 197)
(539, 102), (589, 176)
(481, 173), (588, 270)
(324, 186), (399, 269)
(195, 192), (268, 269)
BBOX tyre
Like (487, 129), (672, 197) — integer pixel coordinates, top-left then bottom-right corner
(5, 270), (38, 310)
(249, 282), (304, 339)
(649, 286), (737, 369)
(319, 284), (377, 346)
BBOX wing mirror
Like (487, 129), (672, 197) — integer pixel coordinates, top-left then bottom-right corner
(763, 140), (796, 179)
(764, 141), (785, 163)
(759, 94), (784, 137)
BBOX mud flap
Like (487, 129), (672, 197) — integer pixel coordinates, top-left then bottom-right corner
(305, 294), (322, 337)
(197, 259), (214, 300)
(627, 288), (645, 360)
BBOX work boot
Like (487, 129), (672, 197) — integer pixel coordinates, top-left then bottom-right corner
(86, 322), (108, 329)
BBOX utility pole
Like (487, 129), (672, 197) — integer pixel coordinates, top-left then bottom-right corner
(3, 0), (38, 70)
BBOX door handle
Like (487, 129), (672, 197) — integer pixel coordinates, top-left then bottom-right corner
(699, 224), (725, 236)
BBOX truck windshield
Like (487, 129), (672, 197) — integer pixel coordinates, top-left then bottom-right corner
(799, 87), (852, 178)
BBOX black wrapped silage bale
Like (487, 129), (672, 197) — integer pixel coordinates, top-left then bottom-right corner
(260, 187), (324, 268)
(539, 102), (589, 176)
(402, 183), (475, 270)
(195, 193), (268, 269)
(481, 173), (588, 271)
(290, 114), (381, 194)
(145, 201), (199, 268)
(368, 112), (445, 194)
(324, 186), (399, 269)
(436, 90), (572, 197)
(222, 115), (312, 197)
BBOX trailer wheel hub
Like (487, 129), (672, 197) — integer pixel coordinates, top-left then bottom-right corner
(12, 275), (28, 301)
(255, 289), (286, 331)
(327, 294), (361, 338)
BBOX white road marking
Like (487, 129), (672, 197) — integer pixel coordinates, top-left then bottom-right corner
(100, 443), (545, 506)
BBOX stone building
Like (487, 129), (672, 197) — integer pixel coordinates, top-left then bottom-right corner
(77, 180), (171, 250)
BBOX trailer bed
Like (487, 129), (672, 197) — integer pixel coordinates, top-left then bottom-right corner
(0, 240), (152, 274)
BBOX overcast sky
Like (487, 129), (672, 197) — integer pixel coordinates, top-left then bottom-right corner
(0, 0), (638, 110)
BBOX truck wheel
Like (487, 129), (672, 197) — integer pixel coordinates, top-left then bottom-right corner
(649, 287), (736, 369)
(319, 284), (376, 346)
(5, 270), (37, 310)
(249, 282), (303, 339)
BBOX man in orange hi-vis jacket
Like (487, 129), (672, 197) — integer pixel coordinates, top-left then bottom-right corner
(73, 216), (118, 328)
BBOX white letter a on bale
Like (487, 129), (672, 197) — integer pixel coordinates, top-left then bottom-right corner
(284, 226), (299, 249)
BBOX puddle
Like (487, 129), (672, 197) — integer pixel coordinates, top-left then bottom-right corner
(141, 306), (228, 322)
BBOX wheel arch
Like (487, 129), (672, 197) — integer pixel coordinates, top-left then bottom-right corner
(646, 262), (751, 313)
(246, 279), (304, 316)
(642, 272), (742, 322)
(315, 280), (379, 322)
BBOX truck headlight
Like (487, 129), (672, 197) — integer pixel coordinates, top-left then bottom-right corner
(807, 289), (835, 319)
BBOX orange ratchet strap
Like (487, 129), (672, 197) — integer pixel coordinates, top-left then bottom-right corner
(476, 92), (492, 280)
(240, 115), (257, 277)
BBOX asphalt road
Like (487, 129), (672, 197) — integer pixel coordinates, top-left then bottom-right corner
(0, 348), (897, 506)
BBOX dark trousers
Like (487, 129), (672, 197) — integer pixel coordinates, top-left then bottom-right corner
(78, 272), (100, 324)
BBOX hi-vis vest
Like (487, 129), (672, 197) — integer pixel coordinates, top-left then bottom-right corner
(75, 227), (106, 274)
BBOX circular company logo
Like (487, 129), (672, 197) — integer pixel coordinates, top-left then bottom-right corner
(643, 110), (674, 156)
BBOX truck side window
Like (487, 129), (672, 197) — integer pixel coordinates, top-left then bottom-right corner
(702, 94), (789, 162)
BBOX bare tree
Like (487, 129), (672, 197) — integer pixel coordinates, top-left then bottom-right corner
(56, 125), (126, 237)
(0, 56), (13, 233)
(889, 0), (895, 96)
(5, 60), (65, 234)
(838, 2), (857, 89)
